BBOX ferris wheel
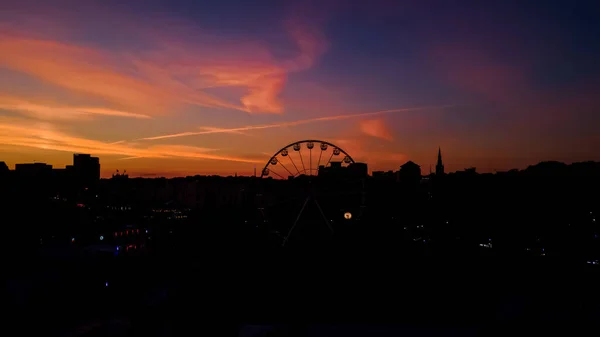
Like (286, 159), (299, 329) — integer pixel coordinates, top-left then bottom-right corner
(260, 140), (355, 179)
(255, 140), (364, 247)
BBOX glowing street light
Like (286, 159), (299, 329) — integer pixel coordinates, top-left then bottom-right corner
(344, 212), (352, 220)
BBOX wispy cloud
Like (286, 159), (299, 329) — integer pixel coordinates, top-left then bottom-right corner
(0, 96), (151, 120)
(198, 126), (250, 136)
(359, 118), (394, 141)
(140, 105), (450, 140)
(0, 117), (262, 163)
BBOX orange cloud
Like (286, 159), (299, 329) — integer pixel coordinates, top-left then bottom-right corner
(0, 96), (150, 120)
(140, 105), (449, 140)
(0, 117), (262, 164)
(359, 118), (394, 141)
(0, 36), (243, 113)
(333, 138), (406, 172)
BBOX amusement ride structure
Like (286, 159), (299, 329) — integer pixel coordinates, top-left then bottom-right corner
(255, 140), (366, 246)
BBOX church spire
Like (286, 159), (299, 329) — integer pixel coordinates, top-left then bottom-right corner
(436, 147), (445, 175)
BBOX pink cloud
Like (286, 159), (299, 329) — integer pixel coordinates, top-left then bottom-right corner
(359, 118), (394, 141)
(0, 14), (328, 116)
(283, 20), (329, 72)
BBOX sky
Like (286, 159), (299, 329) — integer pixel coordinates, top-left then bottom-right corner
(0, 0), (599, 177)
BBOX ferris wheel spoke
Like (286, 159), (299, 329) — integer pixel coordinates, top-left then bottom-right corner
(268, 168), (285, 179)
(278, 161), (295, 177)
(325, 152), (335, 167)
(316, 149), (323, 171)
(309, 148), (312, 176)
(298, 150), (306, 174)
(287, 155), (301, 175)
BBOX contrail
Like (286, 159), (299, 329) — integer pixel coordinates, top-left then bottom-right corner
(140, 105), (451, 141)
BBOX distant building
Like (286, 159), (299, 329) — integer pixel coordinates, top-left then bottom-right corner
(73, 153), (100, 184)
(0, 161), (8, 174)
(318, 161), (368, 180)
(318, 161), (344, 177)
(436, 147), (445, 176)
(51, 166), (74, 181)
(398, 161), (421, 183)
(112, 169), (129, 180)
(15, 163), (53, 176)
(454, 167), (477, 177)
(347, 162), (368, 178)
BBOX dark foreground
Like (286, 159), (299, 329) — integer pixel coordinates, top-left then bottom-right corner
(7, 244), (600, 337)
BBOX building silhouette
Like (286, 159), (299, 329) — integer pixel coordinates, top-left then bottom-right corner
(73, 153), (100, 185)
(398, 161), (421, 181)
(0, 161), (8, 175)
(318, 161), (344, 177)
(347, 162), (368, 178)
(318, 162), (368, 180)
(112, 169), (129, 180)
(436, 147), (445, 176)
(15, 162), (53, 178)
(1, 154), (101, 189)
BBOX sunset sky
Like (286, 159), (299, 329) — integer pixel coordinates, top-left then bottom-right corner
(1, 0), (599, 177)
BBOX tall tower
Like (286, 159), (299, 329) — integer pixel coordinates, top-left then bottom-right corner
(436, 147), (445, 176)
